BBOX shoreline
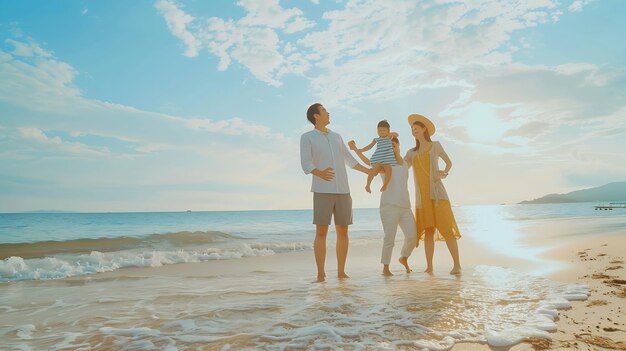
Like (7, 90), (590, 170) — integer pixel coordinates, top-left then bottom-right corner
(1, 215), (625, 350)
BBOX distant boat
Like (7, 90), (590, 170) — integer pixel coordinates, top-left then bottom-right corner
(594, 202), (626, 210)
(186, 210), (192, 212)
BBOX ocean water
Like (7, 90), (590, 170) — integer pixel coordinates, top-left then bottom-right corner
(1, 203), (624, 282)
(0, 203), (623, 350)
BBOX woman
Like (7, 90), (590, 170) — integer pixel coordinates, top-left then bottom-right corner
(405, 114), (462, 275)
(348, 138), (417, 276)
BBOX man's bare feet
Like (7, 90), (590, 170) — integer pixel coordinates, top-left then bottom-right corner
(338, 273), (350, 279)
(398, 256), (411, 273)
(450, 266), (462, 275)
(365, 184), (371, 193)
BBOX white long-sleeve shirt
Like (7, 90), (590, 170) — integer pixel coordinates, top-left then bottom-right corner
(300, 128), (359, 194)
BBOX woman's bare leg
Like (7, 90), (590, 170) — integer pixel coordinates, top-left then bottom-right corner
(398, 256), (411, 273)
(444, 236), (462, 275)
(424, 228), (435, 273)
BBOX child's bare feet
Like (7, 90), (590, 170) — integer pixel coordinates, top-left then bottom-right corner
(450, 266), (462, 275)
(314, 274), (326, 283)
(424, 266), (433, 274)
(365, 185), (371, 193)
(398, 256), (411, 273)
(338, 273), (350, 279)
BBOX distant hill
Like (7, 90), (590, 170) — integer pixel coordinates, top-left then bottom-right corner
(519, 182), (626, 204)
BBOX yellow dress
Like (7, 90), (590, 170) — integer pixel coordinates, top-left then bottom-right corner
(413, 146), (461, 242)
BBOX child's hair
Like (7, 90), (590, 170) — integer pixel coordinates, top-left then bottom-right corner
(377, 120), (390, 129)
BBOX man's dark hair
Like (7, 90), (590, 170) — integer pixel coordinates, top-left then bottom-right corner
(307, 103), (322, 125)
(377, 120), (390, 129)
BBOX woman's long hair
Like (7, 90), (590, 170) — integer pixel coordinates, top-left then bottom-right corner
(412, 121), (432, 151)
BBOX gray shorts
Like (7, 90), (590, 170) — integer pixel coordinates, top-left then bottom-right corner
(313, 193), (353, 226)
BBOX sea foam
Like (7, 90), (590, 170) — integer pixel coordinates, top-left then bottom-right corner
(0, 241), (311, 282)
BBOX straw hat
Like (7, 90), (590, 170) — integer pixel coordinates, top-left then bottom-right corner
(407, 114), (436, 136)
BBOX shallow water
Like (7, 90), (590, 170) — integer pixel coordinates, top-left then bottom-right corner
(0, 265), (588, 350)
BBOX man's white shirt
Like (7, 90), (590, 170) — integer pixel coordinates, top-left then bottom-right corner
(300, 128), (358, 194)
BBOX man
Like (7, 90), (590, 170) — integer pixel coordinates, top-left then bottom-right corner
(300, 103), (370, 282)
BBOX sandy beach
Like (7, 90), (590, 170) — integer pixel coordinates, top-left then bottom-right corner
(1, 211), (625, 350)
(452, 228), (626, 351)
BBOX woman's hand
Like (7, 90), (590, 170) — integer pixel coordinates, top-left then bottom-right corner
(392, 142), (400, 154)
(437, 170), (448, 179)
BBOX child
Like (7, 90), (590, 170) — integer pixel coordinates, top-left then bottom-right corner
(356, 120), (398, 193)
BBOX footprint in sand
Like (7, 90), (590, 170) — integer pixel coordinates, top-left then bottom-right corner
(591, 273), (614, 279)
(586, 300), (608, 307)
(606, 279), (626, 285)
(575, 334), (626, 350)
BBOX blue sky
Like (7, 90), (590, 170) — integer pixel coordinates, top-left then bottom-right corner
(1, 0), (625, 212)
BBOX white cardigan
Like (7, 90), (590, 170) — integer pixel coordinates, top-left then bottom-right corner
(404, 141), (450, 208)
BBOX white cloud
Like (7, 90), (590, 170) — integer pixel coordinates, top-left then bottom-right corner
(5, 39), (52, 58)
(237, 0), (315, 33)
(17, 127), (109, 157)
(1, 41), (82, 114)
(155, 0), (202, 58)
(201, 19), (285, 86)
(155, 0), (593, 108)
(153, 0), (607, 117)
(568, 0), (596, 12)
(295, 0), (564, 107)
(438, 63), (626, 158)
(182, 117), (281, 139)
(155, 0), (315, 86)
